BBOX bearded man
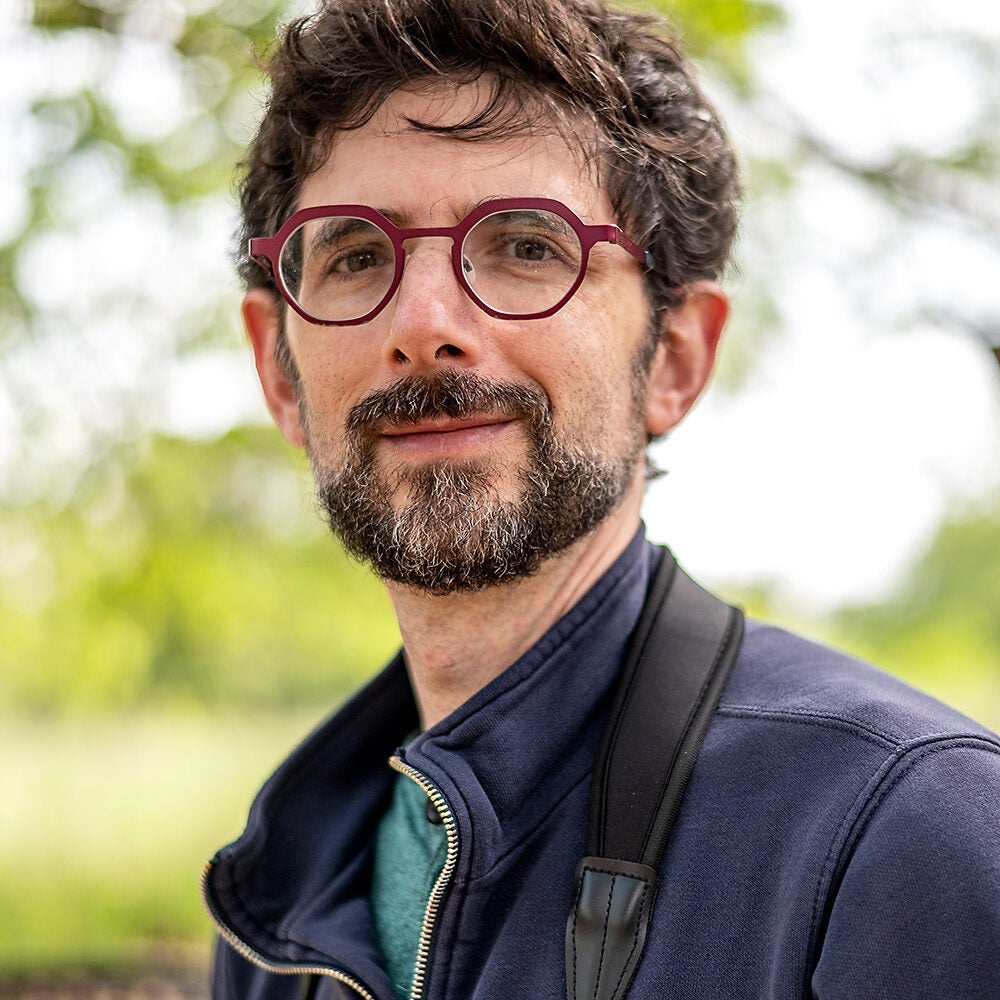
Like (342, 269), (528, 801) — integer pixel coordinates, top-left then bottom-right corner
(202, 1), (1000, 998)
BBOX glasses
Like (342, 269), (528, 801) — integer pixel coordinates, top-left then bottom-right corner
(249, 197), (650, 325)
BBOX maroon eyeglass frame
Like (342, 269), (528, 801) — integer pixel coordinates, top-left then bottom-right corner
(248, 196), (651, 325)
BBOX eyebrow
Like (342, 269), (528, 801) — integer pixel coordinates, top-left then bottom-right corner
(484, 209), (573, 234)
(307, 216), (381, 257)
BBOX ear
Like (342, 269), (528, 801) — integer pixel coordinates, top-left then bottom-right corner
(644, 280), (729, 437)
(242, 288), (307, 447)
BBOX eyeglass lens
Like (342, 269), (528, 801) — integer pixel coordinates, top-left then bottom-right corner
(277, 208), (585, 322)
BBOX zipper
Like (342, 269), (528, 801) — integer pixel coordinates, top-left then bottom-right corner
(200, 861), (377, 1000)
(389, 754), (460, 1000)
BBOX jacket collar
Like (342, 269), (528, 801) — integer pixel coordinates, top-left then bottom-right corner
(402, 529), (657, 877)
(204, 528), (658, 990)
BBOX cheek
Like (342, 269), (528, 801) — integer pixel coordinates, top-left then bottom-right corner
(286, 338), (361, 442)
(535, 289), (650, 431)
(537, 347), (643, 451)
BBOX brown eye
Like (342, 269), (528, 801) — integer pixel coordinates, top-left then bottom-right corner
(340, 249), (381, 273)
(513, 240), (551, 262)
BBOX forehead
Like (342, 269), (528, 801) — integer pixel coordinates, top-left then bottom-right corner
(296, 82), (614, 225)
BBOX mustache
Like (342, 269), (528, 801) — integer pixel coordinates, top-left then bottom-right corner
(345, 370), (551, 435)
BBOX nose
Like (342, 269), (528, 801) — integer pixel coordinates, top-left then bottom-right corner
(380, 241), (486, 372)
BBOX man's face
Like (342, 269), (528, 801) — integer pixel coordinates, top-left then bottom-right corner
(265, 84), (664, 592)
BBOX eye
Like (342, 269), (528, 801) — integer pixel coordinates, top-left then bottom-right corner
(465, 209), (581, 272)
(333, 247), (385, 274)
(509, 238), (554, 262)
(298, 216), (394, 281)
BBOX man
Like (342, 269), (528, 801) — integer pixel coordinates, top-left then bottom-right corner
(202, 0), (1000, 997)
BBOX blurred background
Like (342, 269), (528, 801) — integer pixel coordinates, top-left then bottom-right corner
(1, 0), (998, 994)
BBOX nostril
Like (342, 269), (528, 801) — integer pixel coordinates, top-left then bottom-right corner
(434, 344), (463, 359)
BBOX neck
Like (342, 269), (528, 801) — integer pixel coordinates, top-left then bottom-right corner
(386, 495), (644, 730)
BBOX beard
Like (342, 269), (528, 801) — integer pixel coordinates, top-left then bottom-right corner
(306, 366), (648, 595)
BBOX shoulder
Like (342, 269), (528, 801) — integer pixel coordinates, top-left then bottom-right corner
(713, 619), (1000, 852)
(701, 622), (1000, 996)
(721, 619), (999, 748)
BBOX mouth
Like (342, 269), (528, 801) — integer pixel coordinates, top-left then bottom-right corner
(378, 415), (518, 456)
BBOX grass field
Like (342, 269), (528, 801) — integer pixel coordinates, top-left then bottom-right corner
(0, 709), (325, 979)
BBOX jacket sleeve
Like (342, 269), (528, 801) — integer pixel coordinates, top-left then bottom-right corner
(812, 738), (1000, 999)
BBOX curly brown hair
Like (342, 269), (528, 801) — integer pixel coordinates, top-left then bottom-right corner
(237, 0), (740, 325)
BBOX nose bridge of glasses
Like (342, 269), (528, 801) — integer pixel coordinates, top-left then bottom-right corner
(399, 224), (461, 255)
(397, 225), (468, 288)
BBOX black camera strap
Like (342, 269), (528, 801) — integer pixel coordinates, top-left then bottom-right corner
(565, 549), (744, 1000)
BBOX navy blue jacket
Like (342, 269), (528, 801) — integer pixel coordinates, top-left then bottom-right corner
(204, 538), (1000, 998)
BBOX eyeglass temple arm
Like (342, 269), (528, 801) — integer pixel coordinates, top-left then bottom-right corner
(602, 227), (653, 270)
(248, 237), (277, 276)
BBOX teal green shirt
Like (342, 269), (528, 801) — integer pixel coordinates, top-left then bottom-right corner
(371, 770), (448, 1000)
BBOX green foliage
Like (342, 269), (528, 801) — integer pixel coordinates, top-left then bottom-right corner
(0, 427), (400, 717)
(710, 497), (1000, 733)
(4, 1), (286, 344)
(651, 0), (784, 89)
(28, 0), (283, 203)
(831, 498), (1000, 730)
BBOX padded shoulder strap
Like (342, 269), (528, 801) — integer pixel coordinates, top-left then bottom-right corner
(565, 548), (744, 1000)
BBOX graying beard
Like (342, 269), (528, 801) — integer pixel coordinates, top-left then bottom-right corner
(306, 359), (652, 594)
(318, 439), (633, 594)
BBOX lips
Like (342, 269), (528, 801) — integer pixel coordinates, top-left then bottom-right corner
(344, 370), (550, 453)
(377, 414), (517, 455)
(379, 414), (513, 437)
